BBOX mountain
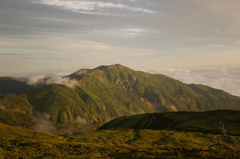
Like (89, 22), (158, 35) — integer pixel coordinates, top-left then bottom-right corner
(0, 64), (240, 133)
(0, 77), (36, 96)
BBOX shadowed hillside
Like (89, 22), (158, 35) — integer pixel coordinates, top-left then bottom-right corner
(99, 110), (240, 135)
(0, 77), (36, 96)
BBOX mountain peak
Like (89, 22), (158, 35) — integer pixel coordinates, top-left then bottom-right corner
(69, 64), (126, 78)
(0, 76), (19, 81)
(74, 69), (92, 76)
(94, 64), (124, 70)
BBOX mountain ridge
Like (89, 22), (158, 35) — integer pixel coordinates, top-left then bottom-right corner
(0, 64), (240, 133)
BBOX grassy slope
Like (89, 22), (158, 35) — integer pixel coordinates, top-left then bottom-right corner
(0, 123), (240, 159)
(68, 64), (240, 112)
(26, 80), (153, 128)
(99, 110), (240, 135)
(98, 64), (240, 111)
(0, 94), (33, 127)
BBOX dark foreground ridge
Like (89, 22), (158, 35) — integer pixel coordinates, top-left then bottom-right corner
(99, 110), (240, 135)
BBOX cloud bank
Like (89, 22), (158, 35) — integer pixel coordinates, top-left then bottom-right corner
(145, 67), (240, 96)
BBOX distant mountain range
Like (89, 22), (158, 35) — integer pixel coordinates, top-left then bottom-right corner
(0, 64), (240, 133)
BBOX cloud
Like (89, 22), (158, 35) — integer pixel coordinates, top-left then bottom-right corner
(75, 69), (90, 75)
(27, 74), (78, 87)
(145, 67), (240, 96)
(74, 116), (87, 125)
(207, 45), (225, 48)
(33, 113), (56, 133)
(26, 75), (46, 85)
(121, 28), (147, 38)
(31, 0), (154, 15)
(58, 40), (156, 57)
(54, 72), (72, 76)
(1, 0), (240, 77)
(45, 76), (78, 87)
(0, 42), (20, 47)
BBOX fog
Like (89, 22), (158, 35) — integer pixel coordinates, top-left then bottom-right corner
(146, 67), (240, 96)
(27, 74), (78, 87)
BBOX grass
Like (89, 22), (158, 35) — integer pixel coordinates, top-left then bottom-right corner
(0, 122), (240, 158)
(99, 110), (240, 135)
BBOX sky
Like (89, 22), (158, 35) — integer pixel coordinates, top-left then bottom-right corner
(0, 0), (240, 95)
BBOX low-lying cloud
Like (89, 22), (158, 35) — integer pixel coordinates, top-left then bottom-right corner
(145, 67), (240, 96)
(27, 74), (78, 87)
(33, 113), (56, 133)
(74, 116), (87, 125)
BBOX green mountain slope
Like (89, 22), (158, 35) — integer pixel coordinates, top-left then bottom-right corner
(26, 83), (152, 130)
(81, 64), (240, 112)
(0, 64), (240, 133)
(0, 94), (33, 127)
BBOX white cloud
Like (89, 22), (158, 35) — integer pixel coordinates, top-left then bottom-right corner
(27, 75), (46, 85)
(93, 28), (149, 38)
(45, 76), (78, 87)
(75, 116), (87, 125)
(31, 0), (154, 14)
(75, 69), (90, 75)
(27, 74), (78, 87)
(145, 67), (240, 96)
(54, 72), (72, 76)
(121, 28), (147, 37)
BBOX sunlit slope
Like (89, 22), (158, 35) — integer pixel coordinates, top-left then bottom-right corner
(27, 83), (152, 127)
(0, 94), (33, 127)
(83, 64), (240, 111)
(0, 123), (240, 158)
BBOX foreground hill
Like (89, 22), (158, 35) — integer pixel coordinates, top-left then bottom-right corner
(99, 110), (240, 135)
(0, 64), (240, 133)
(0, 121), (240, 158)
